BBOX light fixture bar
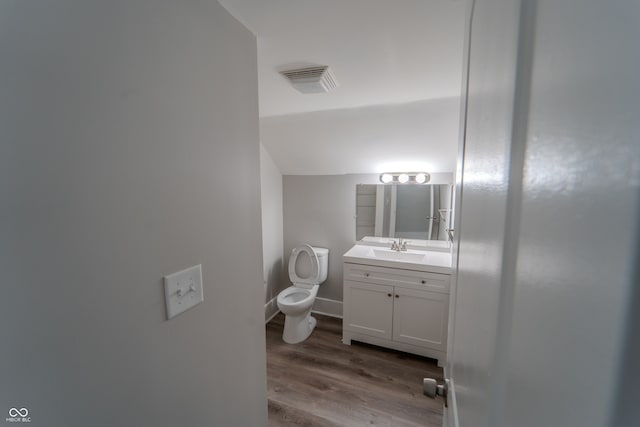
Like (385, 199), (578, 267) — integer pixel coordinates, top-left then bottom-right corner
(379, 172), (430, 184)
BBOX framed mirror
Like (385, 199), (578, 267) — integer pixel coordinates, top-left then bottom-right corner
(355, 184), (453, 242)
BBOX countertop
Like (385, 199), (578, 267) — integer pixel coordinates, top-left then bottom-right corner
(343, 244), (453, 274)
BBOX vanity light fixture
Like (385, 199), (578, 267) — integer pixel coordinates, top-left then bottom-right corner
(379, 172), (431, 184)
(415, 173), (427, 184)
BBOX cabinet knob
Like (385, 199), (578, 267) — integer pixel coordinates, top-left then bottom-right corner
(395, 294), (399, 298)
(365, 273), (370, 277)
(421, 280), (426, 284)
(387, 293), (392, 297)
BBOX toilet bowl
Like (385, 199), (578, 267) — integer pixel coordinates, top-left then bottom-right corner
(276, 244), (329, 344)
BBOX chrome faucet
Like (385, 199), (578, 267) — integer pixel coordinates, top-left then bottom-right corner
(390, 238), (409, 252)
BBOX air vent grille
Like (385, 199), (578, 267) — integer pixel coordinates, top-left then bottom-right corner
(280, 66), (338, 93)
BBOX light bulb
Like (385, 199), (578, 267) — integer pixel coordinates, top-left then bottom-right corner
(415, 173), (427, 184)
(398, 174), (409, 183)
(380, 173), (393, 183)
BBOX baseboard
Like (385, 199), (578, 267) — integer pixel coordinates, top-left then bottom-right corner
(444, 378), (459, 427)
(266, 296), (342, 321)
(311, 297), (343, 319)
(264, 296), (279, 324)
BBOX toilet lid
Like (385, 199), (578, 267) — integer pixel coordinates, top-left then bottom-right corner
(288, 244), (320, 286)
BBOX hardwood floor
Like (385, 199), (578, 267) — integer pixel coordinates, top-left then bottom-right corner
(266, 313), (444, 427)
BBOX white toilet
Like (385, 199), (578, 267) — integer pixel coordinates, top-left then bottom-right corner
(276, 244), (329, 344)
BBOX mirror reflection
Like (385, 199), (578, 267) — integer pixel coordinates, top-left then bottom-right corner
(356, 184), (453, 242)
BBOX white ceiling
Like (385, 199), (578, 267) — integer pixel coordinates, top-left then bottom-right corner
(218, 0), (466, 118)
(217, 0), (466, 174)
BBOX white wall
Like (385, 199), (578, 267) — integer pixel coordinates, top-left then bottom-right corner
(260, 144), (284, 321)
(261, 98), (461, 175)
(0, 1), (267, 426)
(283, 173), (452, 315)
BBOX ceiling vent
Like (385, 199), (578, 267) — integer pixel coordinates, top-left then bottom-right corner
(280, 66), (338, 94)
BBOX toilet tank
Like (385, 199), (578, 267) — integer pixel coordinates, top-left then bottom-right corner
(312, 247), (329, 284)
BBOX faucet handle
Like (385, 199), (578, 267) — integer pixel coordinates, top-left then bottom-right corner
(390, 240), (399, 250)
(400, 240), (408, 251)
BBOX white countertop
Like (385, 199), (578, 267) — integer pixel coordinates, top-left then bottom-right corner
(343, 244), (453, 274)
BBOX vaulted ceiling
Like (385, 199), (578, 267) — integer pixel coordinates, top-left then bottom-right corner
(218, 0), (466, 174)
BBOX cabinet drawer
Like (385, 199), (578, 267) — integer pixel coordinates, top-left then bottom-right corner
(344, 263), (450, 293)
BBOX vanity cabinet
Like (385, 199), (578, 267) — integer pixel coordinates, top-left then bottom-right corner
(342, 262), (450, 366)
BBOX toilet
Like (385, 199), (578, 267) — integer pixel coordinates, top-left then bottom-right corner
(276, 244), (329, 344)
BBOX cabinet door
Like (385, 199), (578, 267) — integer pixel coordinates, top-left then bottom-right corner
(392, 288), (449, 351)
(343, 280), (394, 339)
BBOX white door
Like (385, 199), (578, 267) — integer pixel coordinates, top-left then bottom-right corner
(443, 0), (639, 426)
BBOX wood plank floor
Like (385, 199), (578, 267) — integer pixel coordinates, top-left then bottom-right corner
(266, 313), (444, 427)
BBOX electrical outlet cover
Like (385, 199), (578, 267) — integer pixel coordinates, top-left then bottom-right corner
(164, 264), (204, 319)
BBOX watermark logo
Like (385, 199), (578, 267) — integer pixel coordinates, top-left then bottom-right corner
(7, 410), (26, 419)
(5, 408), (30, 423)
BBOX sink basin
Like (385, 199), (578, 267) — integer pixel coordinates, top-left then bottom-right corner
(368, 249), (427, 263)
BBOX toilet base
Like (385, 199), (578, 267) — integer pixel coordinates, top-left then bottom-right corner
(282, 313), (317, 344)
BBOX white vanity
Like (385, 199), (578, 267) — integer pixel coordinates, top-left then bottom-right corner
(342, 243), (452, 366)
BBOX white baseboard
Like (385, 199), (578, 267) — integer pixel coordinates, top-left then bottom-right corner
(266, 296), (343, 322)
(312, 297), (343, 319)
(444, 378), (459, 427)
(264, 296), (279, 324)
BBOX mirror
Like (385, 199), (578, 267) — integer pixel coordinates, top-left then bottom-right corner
(355, 184), (453, 242)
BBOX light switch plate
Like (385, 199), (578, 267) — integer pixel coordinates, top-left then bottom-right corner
(164, 264), (204, 319)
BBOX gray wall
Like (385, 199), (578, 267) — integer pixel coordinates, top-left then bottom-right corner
(0, 1), (267, 426)
(260, 144), (284, 319)
(283, 173), (453, 305)
(283, 174), (376, 304)
(355, 184), (376, 240)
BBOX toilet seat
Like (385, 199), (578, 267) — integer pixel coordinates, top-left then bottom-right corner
(276, 285), (318, 309)
(288, 244), (320, 288)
